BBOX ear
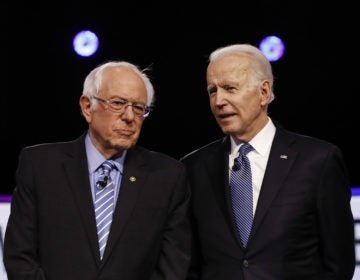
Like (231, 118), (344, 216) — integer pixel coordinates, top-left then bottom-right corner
(259, 80), (271, 106)
(79, 96), (92, 122)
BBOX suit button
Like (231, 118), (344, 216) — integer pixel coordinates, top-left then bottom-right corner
(242, 259), (249, 267)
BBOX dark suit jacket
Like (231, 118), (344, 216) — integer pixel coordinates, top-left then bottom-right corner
(4, 133), (191, 280)
(181, 124), (355, 280)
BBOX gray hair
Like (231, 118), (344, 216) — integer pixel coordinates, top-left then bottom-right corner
(82, 61), (155, 107)
(209, 44), (275, 103)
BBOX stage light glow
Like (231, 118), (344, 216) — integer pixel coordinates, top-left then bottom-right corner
(73, 30), (99, 57)
(259, 36), (285, 62)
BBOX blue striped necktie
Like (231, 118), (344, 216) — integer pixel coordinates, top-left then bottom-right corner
(95, 160), (116, 259)
(230, 143), (254, 247)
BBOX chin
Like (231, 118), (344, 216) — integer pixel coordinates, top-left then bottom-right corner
(219, 124), (235, 134)
(114, 138), (136, 150)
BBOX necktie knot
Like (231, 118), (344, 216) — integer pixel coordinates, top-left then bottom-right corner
(239, 143), (253, 157)
(233, 143), (253, 171)
(96, 160), (116, 189)
(100, 160), (116, 174)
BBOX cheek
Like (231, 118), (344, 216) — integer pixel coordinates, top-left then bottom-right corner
(209, 102), (216, 113)
(209, 97), (217, 110)
(240, 93), (261, 108)
(92, 113), (116, 132)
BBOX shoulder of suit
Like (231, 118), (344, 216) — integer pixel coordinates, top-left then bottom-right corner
(132, 145), (184, 167)
(180, 137), (227, 162)
(277, 125), (339, 151)
(23, 139), (75, 151)
(21, 136), (82, 158)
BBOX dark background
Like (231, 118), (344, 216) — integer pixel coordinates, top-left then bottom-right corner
(3, 2), (358, 194)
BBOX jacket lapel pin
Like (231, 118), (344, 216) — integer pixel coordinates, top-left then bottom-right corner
(129, 176), (136, 182)
(280, 155), (288, 159)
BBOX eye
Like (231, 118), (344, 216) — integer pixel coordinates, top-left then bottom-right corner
(111, 99), (127, 107)
(224, 85), (237, 92)
(208, 87), (217, 95)
(133, 104), (145, 113)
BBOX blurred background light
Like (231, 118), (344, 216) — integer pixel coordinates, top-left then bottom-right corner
(259, 35), (285, 62)
(73, 30), (99, 57)
(4, 4), (358, 197)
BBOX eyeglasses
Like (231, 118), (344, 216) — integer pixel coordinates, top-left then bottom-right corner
(93, 96), (151, 118)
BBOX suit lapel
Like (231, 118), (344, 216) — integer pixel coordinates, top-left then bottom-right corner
(205, 137), (242, 244)
(250, 128), (297, 239)
(63, 135), (101, 265)
(201, 127), (300, 249)
(101, 147), (146, 263)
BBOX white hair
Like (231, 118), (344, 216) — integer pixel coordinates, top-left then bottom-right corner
(209, 44), (275, 103)
(82, 61), (155, 107)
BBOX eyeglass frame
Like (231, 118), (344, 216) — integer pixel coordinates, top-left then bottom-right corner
(92, 96), (151, 118)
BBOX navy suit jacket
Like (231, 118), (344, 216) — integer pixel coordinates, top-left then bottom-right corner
(181, 123), (355, 280)
(4, 133), (192, 280)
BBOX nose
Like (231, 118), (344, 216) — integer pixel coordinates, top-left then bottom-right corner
(211, 89), (227, 107)
(120, 105), (136, 120)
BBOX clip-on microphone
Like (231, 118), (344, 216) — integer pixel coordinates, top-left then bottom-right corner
(96, 176), (109, 188)
(232, 160), (240, 171)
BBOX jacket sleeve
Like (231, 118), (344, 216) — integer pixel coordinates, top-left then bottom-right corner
(150, 165), (192, 280)
(317, 145), (355, 279)
(4, 148), (46, 280)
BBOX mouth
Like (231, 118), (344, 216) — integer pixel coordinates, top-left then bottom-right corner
(217, 112), (236, 119)
(114, 129), (134, 136)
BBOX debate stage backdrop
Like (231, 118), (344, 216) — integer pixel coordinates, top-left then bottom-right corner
(3, 5), (358, 191)
(2, 3), (359, 279)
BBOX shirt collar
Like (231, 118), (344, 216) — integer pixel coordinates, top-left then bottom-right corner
(85, 131), (126, 174)
(230, 117), (276, 157)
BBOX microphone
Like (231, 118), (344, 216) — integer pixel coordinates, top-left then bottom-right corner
(232, 159), (240, 171)
(232, 164), (239, 171)
(96, 176), (108, 188)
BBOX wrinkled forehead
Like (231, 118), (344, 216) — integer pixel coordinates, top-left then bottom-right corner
(103, 66), (142, 83)
(207, 55), (250, 82)
(100, 66), (147, 101)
